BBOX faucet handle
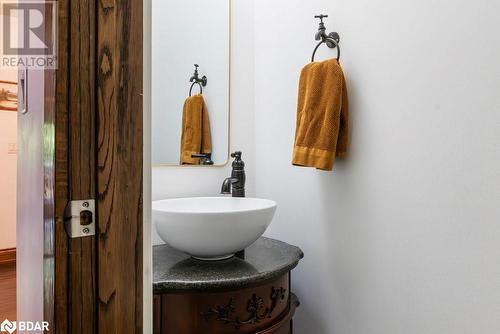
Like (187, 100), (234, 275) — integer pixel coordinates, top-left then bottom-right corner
(314, 14), (328, 23)
(231, 151), (242, 159)
(230, 151), (244, 168)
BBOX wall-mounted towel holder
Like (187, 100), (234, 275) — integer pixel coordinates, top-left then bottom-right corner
(189, 64), (208, 96)
(311, 15), (340, 62)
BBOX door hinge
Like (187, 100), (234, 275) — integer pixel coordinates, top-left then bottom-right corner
(64, 199), (96, 238)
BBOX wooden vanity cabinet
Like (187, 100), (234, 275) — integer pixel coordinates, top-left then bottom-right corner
(153, 238), (303, 334)
(154, 273), (299, 334)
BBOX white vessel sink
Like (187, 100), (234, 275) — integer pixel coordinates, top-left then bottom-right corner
(153, 197), (277, 260)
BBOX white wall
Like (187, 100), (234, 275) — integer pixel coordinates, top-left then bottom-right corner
(152, 0), (255, 244)
(0, 110), (17, 249)
(254, 0), (500, 333)
(152, 0), (230, 164)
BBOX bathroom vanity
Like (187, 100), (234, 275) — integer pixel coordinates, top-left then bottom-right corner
(153, 237), (303, 334)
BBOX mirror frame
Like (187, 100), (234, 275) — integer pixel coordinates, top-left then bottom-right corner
(151, 0), (232, 168)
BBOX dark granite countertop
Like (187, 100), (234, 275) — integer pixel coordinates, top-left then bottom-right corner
(153, 237), (304, 293)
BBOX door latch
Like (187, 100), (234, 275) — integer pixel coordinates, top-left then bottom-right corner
(19, 69), (28, 114)
(64, 199), (95, 238)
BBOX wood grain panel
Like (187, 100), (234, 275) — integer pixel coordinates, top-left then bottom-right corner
(97, 0), (143, 332)
(68, 0), (97, 333)
(53, 0), (143, 332)
(54, 0), (97, 332)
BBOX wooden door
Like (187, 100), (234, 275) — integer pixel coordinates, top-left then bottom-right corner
(50, 0), (143, 333)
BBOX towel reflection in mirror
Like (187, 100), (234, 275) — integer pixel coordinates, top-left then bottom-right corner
(180, 94), (212, 165)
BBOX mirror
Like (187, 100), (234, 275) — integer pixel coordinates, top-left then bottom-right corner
(152, 0), (230, 166)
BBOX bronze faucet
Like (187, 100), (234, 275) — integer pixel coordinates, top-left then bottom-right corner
(221, 151), (245, 197)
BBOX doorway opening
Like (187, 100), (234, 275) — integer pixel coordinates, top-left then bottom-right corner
(0, 66), (17, 321)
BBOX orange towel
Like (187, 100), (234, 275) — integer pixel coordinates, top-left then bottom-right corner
(292, 59), (349, 171)
(180, 94), (212, 164)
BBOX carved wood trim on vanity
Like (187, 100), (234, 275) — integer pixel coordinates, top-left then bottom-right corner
(201, 286), (287, 330)
(154, 273), (299, 334)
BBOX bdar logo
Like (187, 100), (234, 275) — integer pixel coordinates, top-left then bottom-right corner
(0, 319), (16, 334)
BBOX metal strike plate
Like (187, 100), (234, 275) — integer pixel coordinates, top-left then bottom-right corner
(64, 199), (95, 238)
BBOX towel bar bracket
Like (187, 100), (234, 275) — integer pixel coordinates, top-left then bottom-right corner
(325, 32), (340, 49)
